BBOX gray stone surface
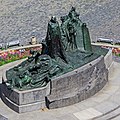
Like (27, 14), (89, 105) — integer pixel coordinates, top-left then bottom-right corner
(0, 0), (119, 45)
(1, 92), (46, 113)
(104, 49), (113, 69)
(73, 108), (103, 120)
(1, 82), (50, 105)
(0, 115), (8, 120)
(1, 90), (46, 113)
(1, 82), (50, 113)
(94, 101), (119, 114)
(95, 107), (120, 120)
(57, 114), (79, 120)
(104, 49), (114, 79)
(46, 55), (108, 109)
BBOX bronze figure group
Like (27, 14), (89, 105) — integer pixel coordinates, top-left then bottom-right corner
(6, 7), (94, 90)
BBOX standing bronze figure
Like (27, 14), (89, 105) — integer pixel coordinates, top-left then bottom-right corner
(5, 8), (94, 90)
(45, 16), (67, 63)
(61, 7), (84, 51)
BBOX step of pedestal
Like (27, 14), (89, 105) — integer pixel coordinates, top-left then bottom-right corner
(112, 115), (120, 120)
(94, 107), (120, 120)
(0, 114), (8, 120)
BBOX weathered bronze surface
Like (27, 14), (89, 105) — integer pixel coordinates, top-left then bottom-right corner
(61, 7), (84, 51)
(45, 16), (67, 63)
(6, 8), (102, 90)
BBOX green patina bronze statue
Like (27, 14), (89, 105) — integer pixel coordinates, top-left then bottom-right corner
(5, 7), (96, 90)
(45, 16), (67, 63)
(6, 52), (63, 89)
(61, 7), (83, 51)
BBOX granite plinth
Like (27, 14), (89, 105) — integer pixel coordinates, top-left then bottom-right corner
(1, 49), (113, 113)
(104, 49), (114, 79)
(1, 82), (50, 113)
(46, 56), (108, 109)
(1, 82), (50, 105)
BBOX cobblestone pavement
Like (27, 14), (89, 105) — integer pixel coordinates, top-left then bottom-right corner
(0, 0), (120, 45)
(0, 60), (120, 120)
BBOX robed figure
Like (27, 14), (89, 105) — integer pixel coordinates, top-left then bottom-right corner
(61, 7), (84, 51)
(82, 23), (92, 52)
(45, 16), (67, 63)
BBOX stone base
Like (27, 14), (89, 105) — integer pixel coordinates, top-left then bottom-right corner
(104, 49), (114, 79)
(46, 78), (107, 109)
(46, 56), (108, 109)
(1, 49), (112, 113)
(108, 61), (114, 79)
(1, 83), (50, 113)
(1, 92), (45, 113)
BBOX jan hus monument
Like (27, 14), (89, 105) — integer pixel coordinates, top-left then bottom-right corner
(1, 7), (108, 113)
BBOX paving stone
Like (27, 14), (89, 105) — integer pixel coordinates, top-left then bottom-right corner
(101, 85), (119, 95)
(75, 99), (99, 108)
(95, 107), (120, 120)
(89, 93), (110, 103)
(49, 105), (80, 118)
(46, 56), (108, 109)
(57, 114), (79, 120)
(0, 115), (8, 120)
(73, 108), (102, 120)
(94, 101), (119, 114)
(112, 115), (120, 120)
(109, 90), (120, 105)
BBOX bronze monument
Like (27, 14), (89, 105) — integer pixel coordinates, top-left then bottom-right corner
(5, 7), (97, 90)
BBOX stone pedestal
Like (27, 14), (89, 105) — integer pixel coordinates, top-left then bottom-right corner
(1, 49), (113, 113)
(1, 82), (50, 113)
(104, 49), (114, 79)
(46, 56), (108, 109)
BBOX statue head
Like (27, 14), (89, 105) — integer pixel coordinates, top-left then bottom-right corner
(71, 7), (76, 12)
(82, 23), (87, 27)
(68, 7), (76, 19)
(51, 16), (57, 23)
